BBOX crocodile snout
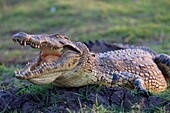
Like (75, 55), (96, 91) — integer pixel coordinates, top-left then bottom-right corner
(12, 32), (28, 40)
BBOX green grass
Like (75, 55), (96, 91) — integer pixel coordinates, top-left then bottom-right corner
(1, 0), (170, 42)
(0, 0), (170, 112)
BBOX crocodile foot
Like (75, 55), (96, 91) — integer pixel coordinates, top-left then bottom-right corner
(134, 78), (151, 97)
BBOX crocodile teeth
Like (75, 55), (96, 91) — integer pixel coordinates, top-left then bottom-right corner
(23, 41), (26, 46)
(16, 70), (21, 74)
(42, 63), (45, 66)
(42, 63), (46, 67)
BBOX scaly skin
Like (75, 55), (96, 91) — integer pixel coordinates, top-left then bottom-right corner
(85, 41), (170, 81)
(12, 32), (170, 95)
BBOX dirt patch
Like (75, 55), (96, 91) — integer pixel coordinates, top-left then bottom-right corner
(0, 85), (170, 113)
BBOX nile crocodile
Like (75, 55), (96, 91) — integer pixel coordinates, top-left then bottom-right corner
(12, 32), (170, 95)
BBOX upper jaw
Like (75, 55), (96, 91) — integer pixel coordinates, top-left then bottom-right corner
(12, 32), (82, 54)
(12, 32), (59, 49)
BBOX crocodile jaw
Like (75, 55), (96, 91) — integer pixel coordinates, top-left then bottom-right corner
(28, 72), (63, 85)
(12, 32), (81, 84)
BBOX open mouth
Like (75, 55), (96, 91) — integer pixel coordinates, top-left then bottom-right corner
(12, 32), (64, 80)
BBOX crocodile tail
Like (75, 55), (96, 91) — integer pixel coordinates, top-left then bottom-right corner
(155, 54), (170, 80)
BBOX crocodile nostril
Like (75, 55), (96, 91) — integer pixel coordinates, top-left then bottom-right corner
(12, 32), (28, 40)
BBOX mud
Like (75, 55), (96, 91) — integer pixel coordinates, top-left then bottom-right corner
(0, 85), (170, 113)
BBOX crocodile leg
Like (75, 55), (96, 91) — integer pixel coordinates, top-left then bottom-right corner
(111, 72), (150, 96)
(134, 78), (151, 96)
(155, 54), (170, 80)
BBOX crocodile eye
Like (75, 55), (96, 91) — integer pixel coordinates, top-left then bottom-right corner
(55, 34), (60, 38)
(91, 53), (95, 57)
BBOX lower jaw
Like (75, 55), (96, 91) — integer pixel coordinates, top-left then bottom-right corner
(28, 72), (62, 85)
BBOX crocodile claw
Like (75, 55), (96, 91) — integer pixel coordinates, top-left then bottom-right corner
(137, 89), (151, 97)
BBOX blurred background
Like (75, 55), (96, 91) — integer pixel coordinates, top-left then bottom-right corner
(0, 0), (170, 66)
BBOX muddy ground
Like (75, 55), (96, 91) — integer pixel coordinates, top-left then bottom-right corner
(0, 84), (170, 113)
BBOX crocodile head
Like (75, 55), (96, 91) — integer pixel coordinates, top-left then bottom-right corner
(12, 32), (83, 85)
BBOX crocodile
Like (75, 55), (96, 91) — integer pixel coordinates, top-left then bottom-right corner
(12, 32), (170, 95)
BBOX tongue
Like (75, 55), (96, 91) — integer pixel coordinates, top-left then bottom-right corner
(41, 54), (61, 63)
